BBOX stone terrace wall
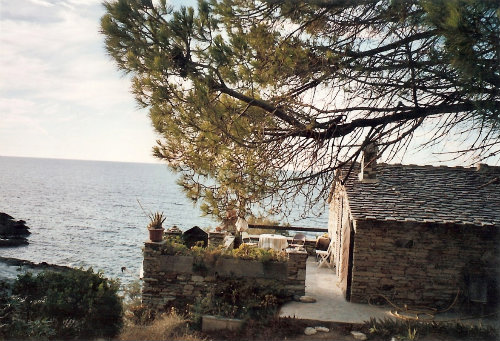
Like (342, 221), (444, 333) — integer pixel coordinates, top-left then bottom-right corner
(350, 219), (499, 308)
(142, 242), (308, 311)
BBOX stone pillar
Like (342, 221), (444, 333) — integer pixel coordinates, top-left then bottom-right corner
(208, 231), (226, 248)
(286, 249), (308, 296)
(142, 240), (165, 308)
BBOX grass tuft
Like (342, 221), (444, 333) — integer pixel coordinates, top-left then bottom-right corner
(366, 317), (498, 340)
(119, 311), (206, 341)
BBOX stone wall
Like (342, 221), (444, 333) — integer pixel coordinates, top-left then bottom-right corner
(350, 219), (499, 308)
(142, 242), (308, 311)
(207, 232), (225, 248)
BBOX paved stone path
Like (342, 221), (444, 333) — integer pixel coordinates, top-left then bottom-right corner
(280, 257), (499, 330)
(280, 257), (391, 323)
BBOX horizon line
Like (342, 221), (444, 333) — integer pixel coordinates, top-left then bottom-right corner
(0, 154), (163, 166)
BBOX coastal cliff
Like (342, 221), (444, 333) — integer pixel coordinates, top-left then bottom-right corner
(0, 212), (30, 246)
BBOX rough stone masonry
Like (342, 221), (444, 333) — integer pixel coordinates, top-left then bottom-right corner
(142, 239), (308, 311)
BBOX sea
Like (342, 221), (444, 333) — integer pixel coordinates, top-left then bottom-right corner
(0, 156), (328, 284)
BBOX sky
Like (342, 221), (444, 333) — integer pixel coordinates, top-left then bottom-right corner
(0, 0), (161, 163)
(0, 1), (496, 166)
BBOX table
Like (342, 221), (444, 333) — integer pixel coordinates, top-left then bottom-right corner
(258, 234), (288, 251)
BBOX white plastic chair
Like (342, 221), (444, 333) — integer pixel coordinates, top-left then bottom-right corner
(241, 232), (257, 246)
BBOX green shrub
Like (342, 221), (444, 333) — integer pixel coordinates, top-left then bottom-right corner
(189, 278), (288, 327)
(1, 268), (122, 340)
(162, 239), (287, 263)
(229, 244), (287, 263)
(161, 235), (189, 255)
(366, 317), (498, 341)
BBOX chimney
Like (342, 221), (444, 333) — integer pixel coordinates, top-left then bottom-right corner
(476, 163), (492, 173)
(358, 143), (378, 183)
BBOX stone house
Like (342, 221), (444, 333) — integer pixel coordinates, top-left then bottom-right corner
(328, 146), (500, 309)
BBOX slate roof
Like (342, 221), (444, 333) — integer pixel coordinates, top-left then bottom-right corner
(340, 163), (500, 227)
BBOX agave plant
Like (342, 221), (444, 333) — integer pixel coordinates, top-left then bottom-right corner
(148, 212), (166, 230)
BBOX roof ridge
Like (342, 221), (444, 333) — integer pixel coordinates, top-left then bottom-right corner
(340, 161), (500, 174)
(378, 163), (472, 170)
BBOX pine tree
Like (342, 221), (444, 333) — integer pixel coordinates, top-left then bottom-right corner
(101, 0), (499, 219)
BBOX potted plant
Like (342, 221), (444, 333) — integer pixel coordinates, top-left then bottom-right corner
(148, 212), (166, 242)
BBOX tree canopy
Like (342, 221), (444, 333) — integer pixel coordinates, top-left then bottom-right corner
(101, 0), (499, 219)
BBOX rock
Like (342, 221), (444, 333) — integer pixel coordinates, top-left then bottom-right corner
(299, 295), (317, 303)
(0, 238), (29, 247)
(315, 326), (329, 332)
(0, 213), (31, 247)
(304, 327), (317, 335)
(0, 213), (14, 221)
(293, 295), (301, 301)
(351, 331), (367, 340)
(202, 315), (243, 332)
(0, 256), (72, 272)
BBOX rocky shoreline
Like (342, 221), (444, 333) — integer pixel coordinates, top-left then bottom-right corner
(0, 213), (73, 281)
(0, 256), (73, 283)
(0, 212), (30, 246)
(0, 256), (72, 272)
